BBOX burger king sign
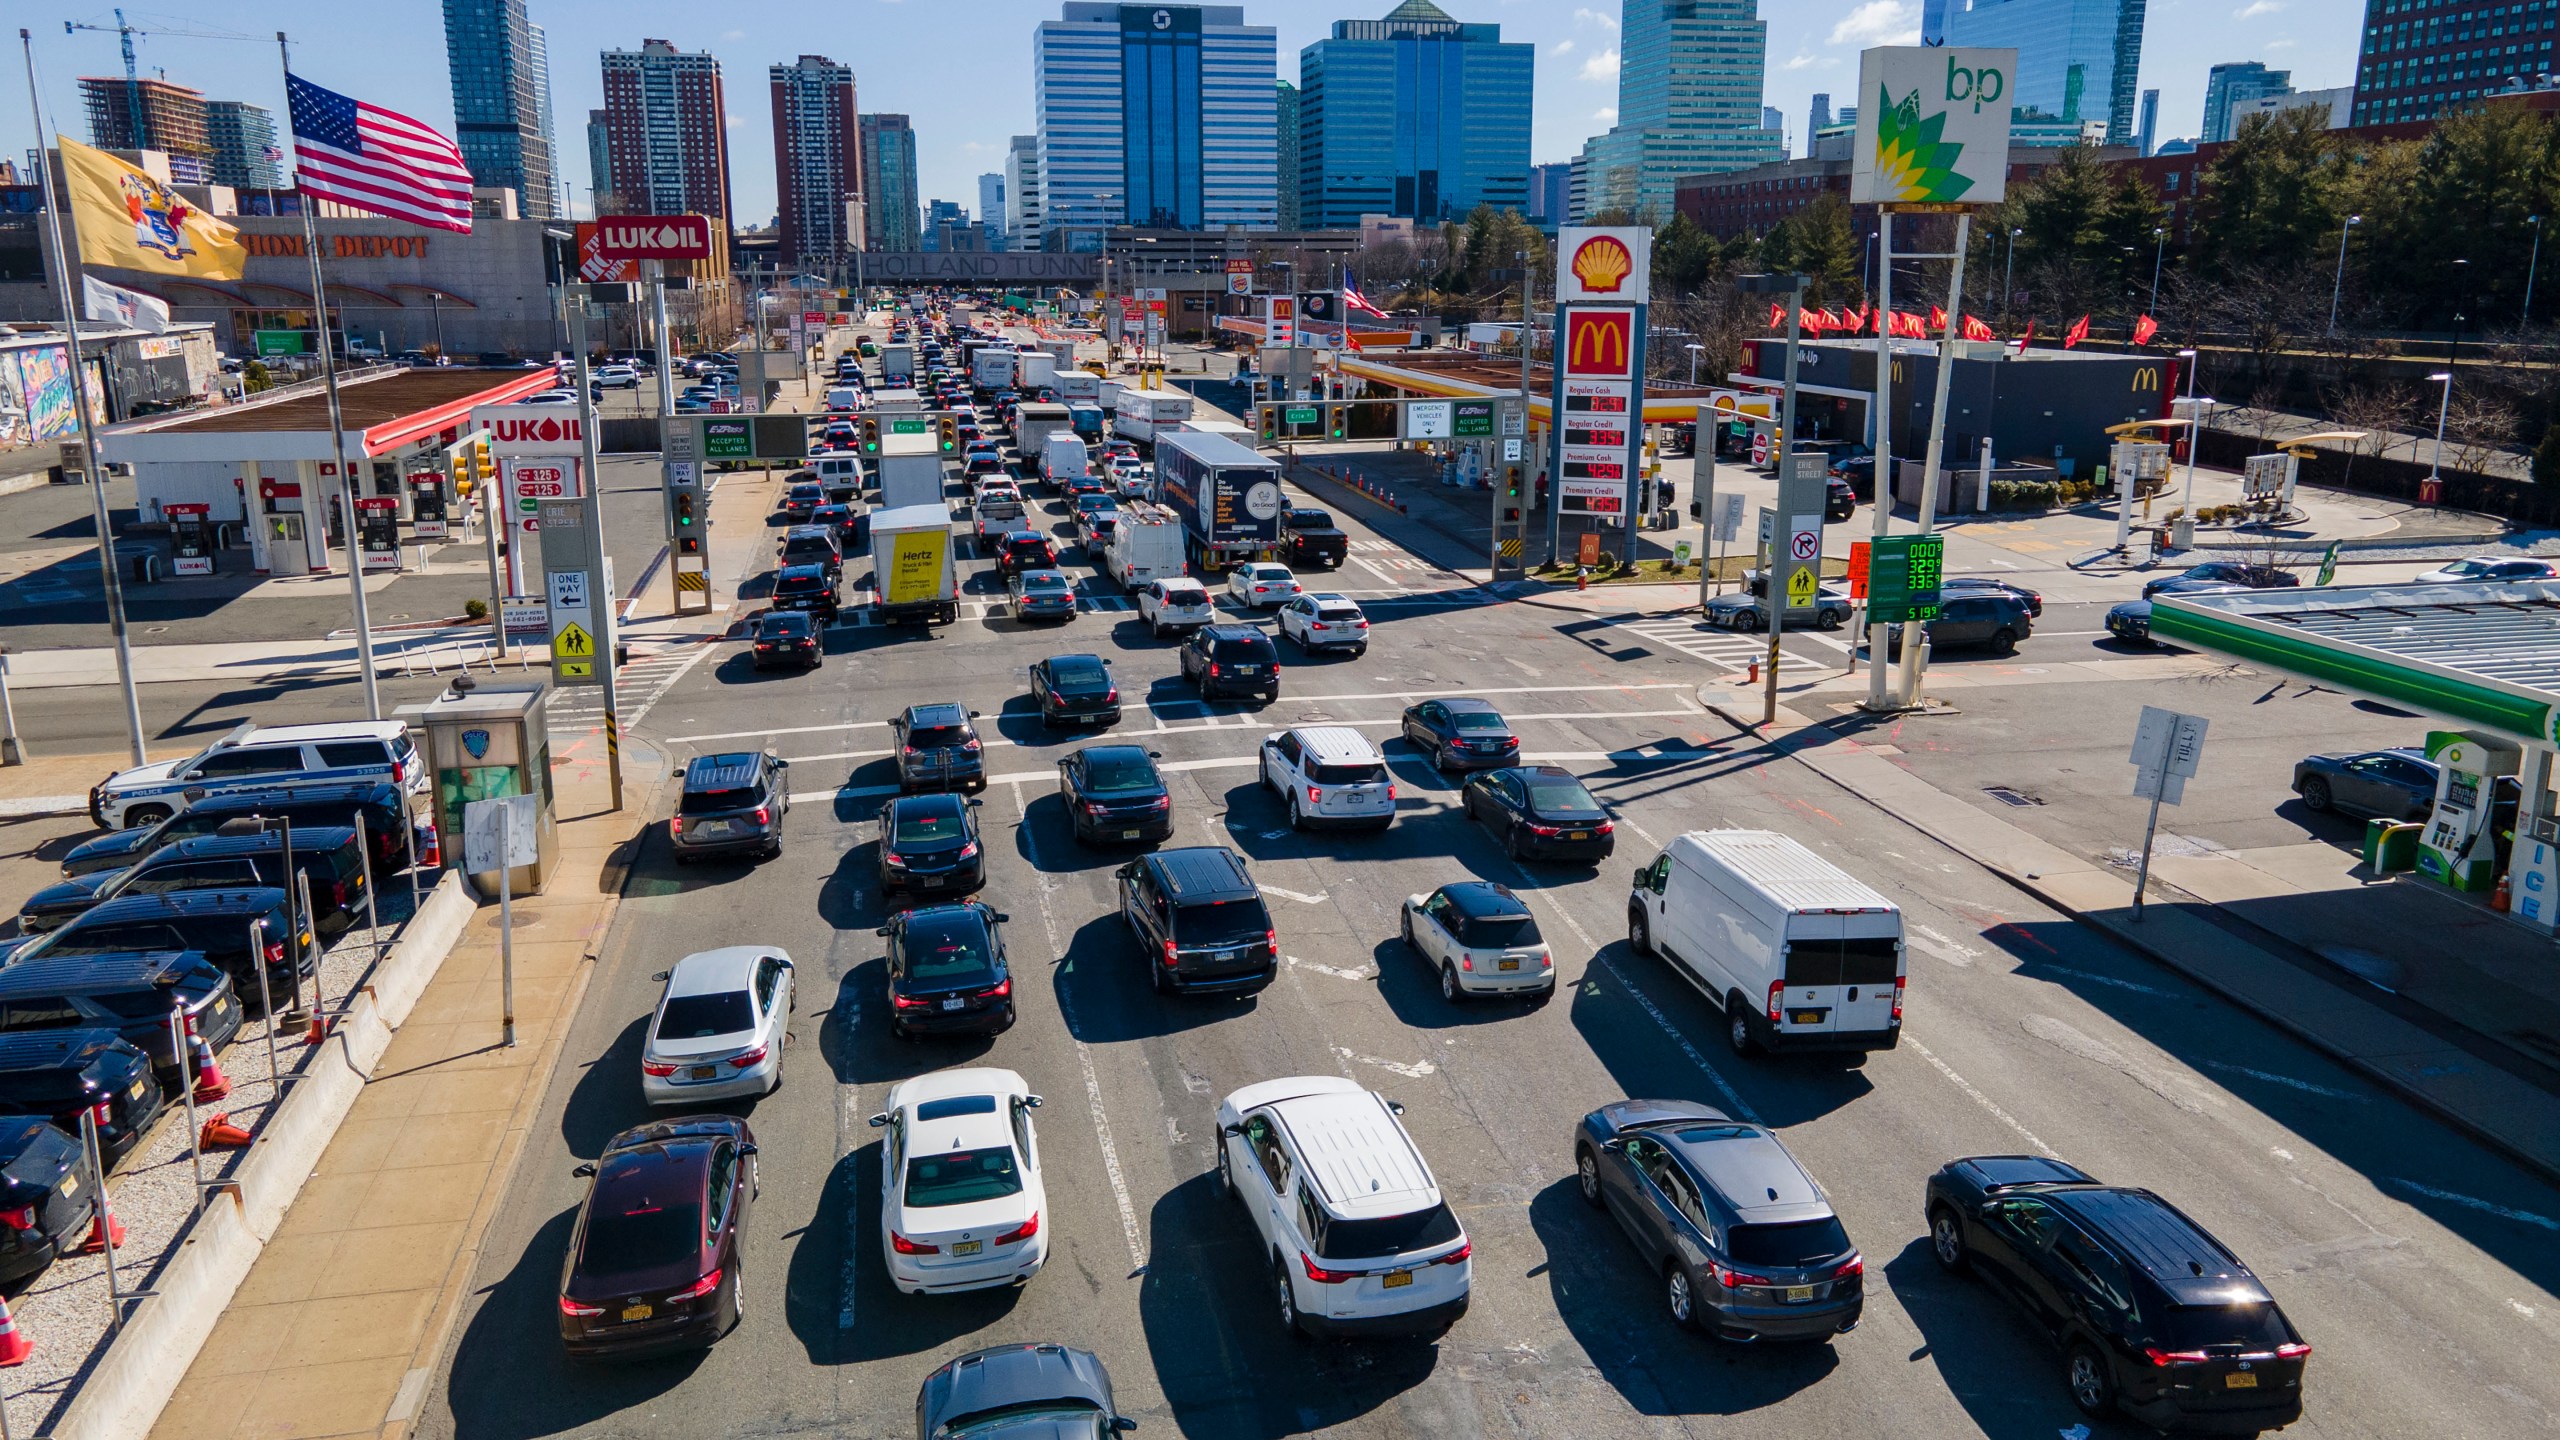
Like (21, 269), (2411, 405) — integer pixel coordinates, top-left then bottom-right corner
(1556, 226), (1652, 305)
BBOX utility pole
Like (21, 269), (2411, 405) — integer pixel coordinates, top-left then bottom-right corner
(1896, 214), (1971, 708)
(1864, 212), (1898, 711)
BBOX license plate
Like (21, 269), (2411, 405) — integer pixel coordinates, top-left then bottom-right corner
(1498, 958), (1520, 972)
(621, 1303), (653, 1323)
(128, 1081), (147, 1101)
(1786, 1285), (1815, 1303)
(1381, 1270), (1413, 1289)
(698, 821), (731, 837)
(58, 1174), (78, 1198)
(941, 997), (966, 1012)
(1231, 666), (1259, 675)
(1118, 829), (1141, 840)
(1791, 1010), (1824, 1025)
(2226, 1373), (2259, 1390)
(953, 1239), (983, 1257)
(688, 1065), (717, 1080)
(1566, 831), (1590, 841)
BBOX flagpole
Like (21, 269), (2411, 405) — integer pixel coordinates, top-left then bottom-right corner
(20, 29), (148, 767)
(277, 31), (382, 721)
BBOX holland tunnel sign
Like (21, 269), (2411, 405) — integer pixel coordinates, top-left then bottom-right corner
(592, 215), (716, 260)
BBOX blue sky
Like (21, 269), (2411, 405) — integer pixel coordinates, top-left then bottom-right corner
(15, 1), (2356, 226)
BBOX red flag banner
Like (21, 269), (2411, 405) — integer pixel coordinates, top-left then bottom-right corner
(2014, 320), (2037, 352)
(1929, 305), (1948, 331)
(2132, 314), (2159, 345)
(2063, 315), (2092, 349)
(1769, 302), (1786, 328)
(1799, 307), (1825, 333)
(1962, 315), (1995, 342)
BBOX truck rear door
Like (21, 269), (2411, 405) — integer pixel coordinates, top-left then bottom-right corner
(1776, 918), (1902, 1041)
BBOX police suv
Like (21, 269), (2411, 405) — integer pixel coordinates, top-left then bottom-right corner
(90, 721), (424, 830)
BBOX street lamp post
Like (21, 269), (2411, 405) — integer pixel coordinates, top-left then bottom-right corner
(2526, 215), (2545, 325)
(2148, 226), (2166, 313)
(2002, 227), (2021, 316)
(2326, 213), (2360, 335)
(2427, 370), (2454, 485)
(2448, 257), (2471, 366)
(1684, 342), (1704, 383)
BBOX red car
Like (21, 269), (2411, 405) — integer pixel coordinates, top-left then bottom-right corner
(558, 1116), (756, 1359)
(996, 531), (1059, 575)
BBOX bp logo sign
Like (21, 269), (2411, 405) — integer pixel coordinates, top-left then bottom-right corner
(1851, 46), (2019, 207)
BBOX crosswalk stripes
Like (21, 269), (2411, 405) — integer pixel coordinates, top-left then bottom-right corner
(545, 639), (718, 734)
(1599, 614), (1769, 672)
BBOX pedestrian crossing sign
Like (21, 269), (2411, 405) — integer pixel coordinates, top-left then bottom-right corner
(552, 622), (593, 660)
(1786, 567), (1818, 606)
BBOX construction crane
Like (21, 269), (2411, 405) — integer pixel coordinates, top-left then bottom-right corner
(62, 9), (255, 153)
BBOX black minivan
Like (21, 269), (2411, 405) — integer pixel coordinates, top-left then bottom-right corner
(1114, 847), (1277, 996)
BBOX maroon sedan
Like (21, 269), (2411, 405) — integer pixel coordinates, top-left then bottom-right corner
(558, 1116), (757, 1359)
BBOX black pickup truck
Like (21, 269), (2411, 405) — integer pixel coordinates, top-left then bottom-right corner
(1280, 508), (1349, 569)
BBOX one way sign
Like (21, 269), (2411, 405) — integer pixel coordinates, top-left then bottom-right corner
(593, 215), (714, 260)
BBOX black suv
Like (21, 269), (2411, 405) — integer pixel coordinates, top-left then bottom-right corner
(1114, 847), (1276, 996)
(670, 753), (791, 864)
(0, 1030), (164, 1164)
(770, 563), (842, 624)
(19, 826), (367, 939)
(0, 1117), (103, 1287)
(60, 781), (413, 879)
(892, 704), (986, 793)
(34, 889), (314, 1013)
(1926, 1156), (2309, 1433)
(1178, 626), (1281, 702)
(0, 953), (242, 1082)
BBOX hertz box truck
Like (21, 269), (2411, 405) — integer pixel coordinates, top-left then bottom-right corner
(870, 504), (957, 627)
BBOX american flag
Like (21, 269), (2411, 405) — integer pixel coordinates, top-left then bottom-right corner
(1342, 283), (1390, 319)
(285, 73), (472, 233)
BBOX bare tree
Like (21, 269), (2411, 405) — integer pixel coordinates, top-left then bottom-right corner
(2321, 382), (2418, 482)
(2444, 389), (2523, 478)
(2241, 383), (2290, 446)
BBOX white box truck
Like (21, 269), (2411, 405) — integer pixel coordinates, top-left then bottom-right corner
(1013, 402), (1075, 467)
(1056, 370), (1103, 405)
(875, 431), (947, 513)
(869, 504), (958, 627)
(1040, 434), (1091, 489)
(1105, 501), (1187, 590)
(879, 344), (916, 387)
(1112, 391), (1194, 452)
(1626, 830), (1905, 1057)
(1019, 352), (1060, 392)
(972, 346), (1017, 393)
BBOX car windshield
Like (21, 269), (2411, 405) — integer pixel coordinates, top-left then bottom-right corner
(2159, 1302), (2295, 1351)
(759, 614), (810, 638)
(1310, 761), (1384, 785)
(580, 1199), (704, 1273)
(1727, 1216), (1853, 1268)
(903, 1146), (1023, 1207)
(1022, 574), (1071, 593)
(1311, 1200), (1462, 1260)
(1450, 711), (1508, 732)
(900, 914), (995, 984)
(1081, 752), (1161, 795)
(678, 786), (762, 816)
(657, 990), (754, 1040)
(908, 724), (970, 747)
(1526, 777), (1601, 812)
(1455, 912), (1541, 948)
(892, 802), (967, 845)
(1172, 897), (1269, 947)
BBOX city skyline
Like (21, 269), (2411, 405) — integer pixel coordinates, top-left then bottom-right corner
(9, 0), (2352, 231)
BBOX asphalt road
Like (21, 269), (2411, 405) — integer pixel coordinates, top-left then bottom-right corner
(410, 393), (2560, 1439)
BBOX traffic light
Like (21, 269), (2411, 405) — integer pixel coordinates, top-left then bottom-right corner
(936, 415), (959, 454)
(860, 416), (881, 456)
(671, 488), (700, 555)
(1503, 464), (1523, 498)
(471, 439), (494, 483)
(1258, 404), (1279, 443)
(1329, 403), (1346, 441)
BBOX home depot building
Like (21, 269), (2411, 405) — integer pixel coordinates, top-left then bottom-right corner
(1733, 338), (2174, 481)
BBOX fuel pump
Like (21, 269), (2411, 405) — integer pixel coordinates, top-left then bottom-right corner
(2418, 731), (2521, 892)
(255, 475), (311, 576)
(408, 470), (451, 538)
(353, 497), (403, 572)
(165, 502), (217, 577)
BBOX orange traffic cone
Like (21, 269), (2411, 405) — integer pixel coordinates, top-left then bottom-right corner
(0, 1292), (29, 1366)
(78, 1201), (125, 1255)
(189, 1030), (230, 1103)
(303, 1010), (331, 1047)
(199, 1113), (253, 1149)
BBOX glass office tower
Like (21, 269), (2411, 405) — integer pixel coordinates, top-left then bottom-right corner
(1941, 0), (2149, 147)
(1297, 0), (1532, 228)
(1576, 0), (1783, 222)
(442, 0), (559, 219)
(1034, 3), (1277, 250)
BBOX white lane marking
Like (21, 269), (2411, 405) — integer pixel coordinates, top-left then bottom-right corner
(1905, 1036), (2058, 1157)
(2386, 1178), (2560, 1232)
(772, 709), (1715, 766)
(1619, 817), (1661, 849)
(838, 991), (862, 1331)
(2512, 1299), (2541, 1319)
(1009, 789), (1149, 1276)
(2200, 1060), (2369, 1101)
(1286, 955), (1376, 981)
(1258, 884), (1330, 905)
(1908, 923), (1979, 967)
(1333, 1046), (1437, 1078)
(2022, 963), (2175, 998)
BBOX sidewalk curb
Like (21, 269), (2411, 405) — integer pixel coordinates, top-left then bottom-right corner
(379, 734), (669, 1440)
(0, 794), (89, 818)
(48, 871), (476, 1440)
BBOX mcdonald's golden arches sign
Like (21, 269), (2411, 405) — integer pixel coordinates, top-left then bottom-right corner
(1564, 310), (1636, 378)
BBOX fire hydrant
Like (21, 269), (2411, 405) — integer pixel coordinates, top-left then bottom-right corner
(1576, 566), (1591, 592)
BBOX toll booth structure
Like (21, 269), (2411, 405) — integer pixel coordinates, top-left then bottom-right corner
(2152, 581), (2560, 935)
(396, 679), (558, 896)
(99, 366), (562, 577)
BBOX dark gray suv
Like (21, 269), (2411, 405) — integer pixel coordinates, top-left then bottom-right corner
(1887, 593), (2036, 656)
(670, 753), (791, 864)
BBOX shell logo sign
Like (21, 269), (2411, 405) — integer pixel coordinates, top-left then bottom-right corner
(1569, 235), (1635, 295)
(1556, 225), (1651, 304)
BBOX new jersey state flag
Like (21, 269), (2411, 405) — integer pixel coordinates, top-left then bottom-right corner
(57, 135), (245, 279)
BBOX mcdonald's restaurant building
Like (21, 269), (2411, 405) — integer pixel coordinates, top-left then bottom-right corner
(1734, 339), (2175, 482)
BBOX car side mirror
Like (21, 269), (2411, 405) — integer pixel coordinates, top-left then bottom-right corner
(651, 970), (670, 983)
(572, 1162), (597, 1178)
(1115, 863), (1136, 880)
(1384, 1099), (1405, 1115)
(738, 1142), (759, 1157)
(995, 912), (1013, 923)
(968, 710), (982, 718)
(873, 925), (891, 937)
(968, 798), (983, 807)
(1112, 1419), (1139, 1433)
(1600, 1138), (1624, 1153)
(1220, 1121), (1244, 1138)
(868, 1113), (890, 1128)
(1148, 750), (1162, 759)
(1024, 1094), (1043, 1108)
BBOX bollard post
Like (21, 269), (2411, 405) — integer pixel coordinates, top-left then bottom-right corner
(167, 1011), (203, 1209)
(250, 918), (279, 1084)
(81, 1110), (121, 1326)
(498, 805), (517, 1048)
(354, 812), (384, 962)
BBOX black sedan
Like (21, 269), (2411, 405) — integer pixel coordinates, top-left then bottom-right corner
(1057, 746), (1172, 846)
(877, 793), (985, 897)
(2292, 747), (2439, 821)
(879, 902), (1015, 1039)
(1574, 1100), (1864, 1342)
(1461, 765), (1615, 861)
(2142, 561), (2300, 600)
(2104, 597), (2156, 645)
(915, 1342), (1137, 1440)
(749, 611), (821, 670)
(1031, 654), (1121, 728)
(559, 1116), (756, 1359)
(781, 482), (822, 520)
(1400, 697), (1520, 773)
(1924, 1156), (2310, 1432)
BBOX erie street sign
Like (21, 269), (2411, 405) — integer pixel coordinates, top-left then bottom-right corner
(1863, 533), (1944, 624)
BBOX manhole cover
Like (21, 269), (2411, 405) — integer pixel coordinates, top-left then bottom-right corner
(1296, 711), (1336, 724)
(1984, 786), (2044, 807)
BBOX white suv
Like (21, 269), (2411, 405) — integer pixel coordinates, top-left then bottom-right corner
(92, 719), (424, 828)
(1259, 726), (1395, 832)
(1215, 1076), (1470, 1339)
(1277, 594), (1370, 656)
(1137, 577), (1215, 638)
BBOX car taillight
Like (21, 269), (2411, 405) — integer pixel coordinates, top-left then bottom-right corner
(1891, 976), (1906, 1023)
(1306, 785), (1322, 806)
(1385, 783), (1397, 802)
(1300, 1252), (1353, 1285)
(728, 1045), (768, 1069)
(1208, 662), (1221, 677)
(892, 993), (931, 1010)
(1713, 1261), (1774, 1288)
(2143, 1348), (2212, 1368)
(1766, 980), (1785, 1024)
(756, 643), (773, 651)
(671, 1268), (723, 1301)
(1084, 803), (1110, 818)
(1431, 1240), (1472, 1266)
(753, 806), (770, 824)
(1356, 619), (1369, 628)
(994, 1210), (1040, 1245)
(1104, 688), (1118, 703)
(891, 1231), (939, 1255)
(89, 1100), (112, 1129)
(2274, 1343), (2312, 1360)
(963, 738), (983, 752)
(957, 842), (980, 860)
(1594, 820), (1615, 835)
(182, 1011), (201, 1040)
(1459, 954), (1473, 972)
(263, 939), (286, 966)
(641, 1060), (679, 1076)
(1263, 928), (1278, 955)
(1529, 823), (1563, 838)
(559, 1296), (606, 1318)
(0, 1205), (34, 1233)
(330, 877), (349, 905)
(1832, 1253), (1865, 1280)
(1148, 795), (1172, 810)
(1162, 938), (1179, 965)
(979, 977), (1012, 999)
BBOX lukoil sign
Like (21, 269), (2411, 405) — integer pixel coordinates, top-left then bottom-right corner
(476, 405), (586, 455)
(1850, 46), (2019, 206)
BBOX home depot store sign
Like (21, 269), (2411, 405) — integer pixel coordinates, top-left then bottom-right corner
(242, 233), (435, 259)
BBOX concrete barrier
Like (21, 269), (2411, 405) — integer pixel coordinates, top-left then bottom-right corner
(43, 871), (476, 1440)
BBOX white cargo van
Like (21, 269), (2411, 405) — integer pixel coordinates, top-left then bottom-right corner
(1105, 501), (1186, 590)
(1040, 434), (1090, 489)
(1626, 830), (1904, 1058)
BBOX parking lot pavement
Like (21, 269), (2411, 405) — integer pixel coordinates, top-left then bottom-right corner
(405, 390), (2560, 1440)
